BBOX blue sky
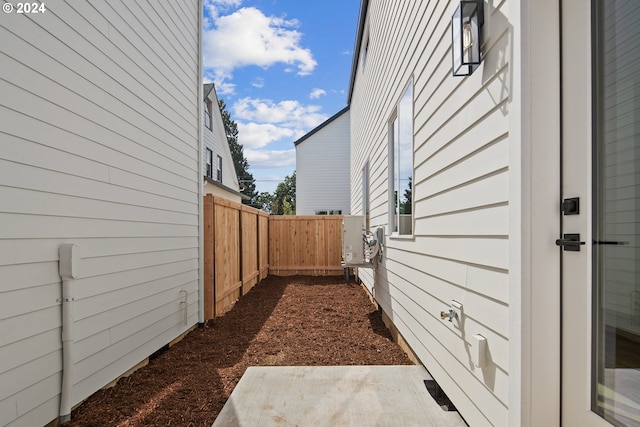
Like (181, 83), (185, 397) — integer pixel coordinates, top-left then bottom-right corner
(202, 0), (360, 194)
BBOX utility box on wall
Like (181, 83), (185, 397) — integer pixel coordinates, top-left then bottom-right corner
(342, 215), (365, 265)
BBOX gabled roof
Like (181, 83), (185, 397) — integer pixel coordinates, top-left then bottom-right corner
(204, 83), (215, 99)
(293, 105), (350, 147)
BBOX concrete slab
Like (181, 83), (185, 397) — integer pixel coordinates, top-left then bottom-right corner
(212, 365), (467, 427)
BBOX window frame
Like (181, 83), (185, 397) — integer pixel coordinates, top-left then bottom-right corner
(389, 78), (414, 237)
(204, 99), (212, 130)
(205, 148), (213, 179)
(363, 160), (370, 231)
(216, 154), (223, 182)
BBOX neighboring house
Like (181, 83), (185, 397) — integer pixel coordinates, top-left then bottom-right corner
(0, 2), (201, 426)
(295, 106), (351, 215)
(202, 83), (246, 203)
(348, 1), (639, 427)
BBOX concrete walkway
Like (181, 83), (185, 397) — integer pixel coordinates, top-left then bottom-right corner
(212, 365), (467, 426)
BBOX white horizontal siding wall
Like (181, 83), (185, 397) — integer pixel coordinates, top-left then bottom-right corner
(0, 1), (200, 426)
(350, 1), (515, 426)
(296, 109), (351, 215)
(203, 86), (241, 202)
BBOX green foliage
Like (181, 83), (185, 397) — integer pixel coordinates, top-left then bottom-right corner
(271, 171), (296, 215)
(218, 99), (259, 206)
(254, 192), (275, 213)
(400, 176), (412, 214)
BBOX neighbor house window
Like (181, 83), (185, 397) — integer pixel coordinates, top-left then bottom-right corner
(216, 155), (222, 182)
(314, 210), (342, 215)
(204, 99), (212, 130)
(205, 148), (213, 179)
(389, 79), (413, 235)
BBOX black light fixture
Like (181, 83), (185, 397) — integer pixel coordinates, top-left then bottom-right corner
(451, 0), (483, 77)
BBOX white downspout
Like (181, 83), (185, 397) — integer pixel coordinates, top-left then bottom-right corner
(197, 0), (205, 325)
(58, 243), (80, 424)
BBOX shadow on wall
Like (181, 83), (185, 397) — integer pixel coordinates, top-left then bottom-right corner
(480, 1), (513, 116)
(372, 251), (392, 320)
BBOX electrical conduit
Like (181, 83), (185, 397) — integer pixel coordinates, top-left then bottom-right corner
(58, 244), (80, 424)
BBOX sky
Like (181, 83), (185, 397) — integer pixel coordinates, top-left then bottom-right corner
(202, 0), (361, 194)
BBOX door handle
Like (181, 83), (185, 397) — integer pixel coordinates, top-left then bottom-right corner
(555, 233), (585, 251)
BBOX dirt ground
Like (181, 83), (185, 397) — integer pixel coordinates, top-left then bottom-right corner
(66, 275), (413, 426)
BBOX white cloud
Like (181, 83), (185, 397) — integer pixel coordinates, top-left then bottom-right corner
(233, 97), (327, 129)
(238, 122), (299, 149)
(309, 88), (326, 99)
(203, 0), (242, 21)
(203, 6), (317, 93)
(246, 149), (297, 168)
(251, 77), (265, 88)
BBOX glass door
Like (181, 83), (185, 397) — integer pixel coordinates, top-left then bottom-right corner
(562, 1), (640, 426)
(591, 1), (640, 424)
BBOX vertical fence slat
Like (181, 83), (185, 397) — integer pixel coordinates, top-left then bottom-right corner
(259, 212), (269, 280)
(203, 194), (215, 320)
(241, 205), (259, 294)
(213, 197), (241, 316)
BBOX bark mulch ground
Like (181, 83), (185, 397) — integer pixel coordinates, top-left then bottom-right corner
(66, 275), (413, 426)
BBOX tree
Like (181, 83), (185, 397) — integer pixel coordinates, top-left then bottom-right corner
(272, 171), (296, 215)
(218, 99), (258, 206)
(254, 191), (275, 213)
(400, 176), (412, 214)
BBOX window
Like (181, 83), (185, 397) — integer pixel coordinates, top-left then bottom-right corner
(204, 99), (212, 130)
(314, 210), (342, 215)
(216, 155), (222, 182)
(363, 160), (370, 230)
(389, 79), (413, 235)
(205, 148), (213, 179)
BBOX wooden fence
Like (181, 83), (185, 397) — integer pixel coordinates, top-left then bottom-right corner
(204, 195), (343, 320)
(269, 215), (343, 276)
(203, 195), (269, 320)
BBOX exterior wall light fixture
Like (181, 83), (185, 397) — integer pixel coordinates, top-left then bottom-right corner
(451, 0), (484, 77)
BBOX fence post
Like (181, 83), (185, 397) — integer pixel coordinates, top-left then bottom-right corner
(203, 194), (215, 320)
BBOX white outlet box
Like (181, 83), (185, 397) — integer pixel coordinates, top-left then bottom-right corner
(472, 334), (488, 368)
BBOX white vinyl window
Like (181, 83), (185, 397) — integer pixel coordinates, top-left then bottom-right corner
(389, 79), (413, 236)
(204, 99), (212, 130)
(216, 155), (222, 182)
(205, 148), (213, 179)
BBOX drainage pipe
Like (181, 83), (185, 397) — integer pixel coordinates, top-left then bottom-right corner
(197, 0), (205, 325)
(58, 244), (80, 424)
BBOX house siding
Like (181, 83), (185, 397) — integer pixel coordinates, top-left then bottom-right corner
(203, 86), (242, 202)
(350, 1), (514, 425)
(0, 2), (200, 426)
(296, 109), (351, 215)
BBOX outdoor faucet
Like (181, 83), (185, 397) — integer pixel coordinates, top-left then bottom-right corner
(440, 309), (458, 322)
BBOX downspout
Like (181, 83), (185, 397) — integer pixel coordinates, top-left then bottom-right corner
(58, 243), (80, 424)
(197, 0), (205, 325)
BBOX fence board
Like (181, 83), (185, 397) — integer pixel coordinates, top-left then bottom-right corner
(203, 195), (215, 320)
(214, 197), (241, 315)
(268, 215), (343, 276)
(241, 205), (259, 294)
(258, 213), (269, 280)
